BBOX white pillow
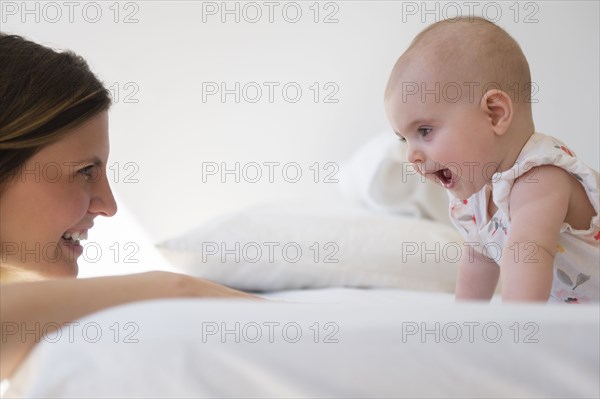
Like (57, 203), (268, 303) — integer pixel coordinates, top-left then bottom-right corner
(157, 203), (462, 293)
(338, 130), (452, 226)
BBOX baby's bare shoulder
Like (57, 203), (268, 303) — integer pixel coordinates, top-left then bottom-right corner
(508, 164), (595, 235)
(509, 165), (572, 231)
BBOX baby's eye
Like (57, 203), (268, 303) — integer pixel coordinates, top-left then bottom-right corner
(397, 135), (407, 143)
(417, 127), (432, 137)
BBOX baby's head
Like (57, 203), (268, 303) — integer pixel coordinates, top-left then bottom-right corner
(385, 16), (535, 200)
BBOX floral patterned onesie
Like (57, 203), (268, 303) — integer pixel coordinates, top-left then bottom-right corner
(449, 132), (600, 303)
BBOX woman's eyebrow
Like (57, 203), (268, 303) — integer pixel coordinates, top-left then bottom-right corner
(74, 157), (103, 166)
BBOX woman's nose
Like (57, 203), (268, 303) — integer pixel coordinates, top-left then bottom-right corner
(88, 172), (118, 217)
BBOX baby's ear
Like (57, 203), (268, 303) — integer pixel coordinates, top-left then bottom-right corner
(480, 89), (513, 136)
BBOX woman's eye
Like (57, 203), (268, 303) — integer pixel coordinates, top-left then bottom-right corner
(78, 165), (96, 180)
(397, 136), (407, 143)
(417, 127), (432, 137)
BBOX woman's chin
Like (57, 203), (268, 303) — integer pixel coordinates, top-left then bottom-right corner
(55, 260), (79, 278)
(37, 259), (79, 280)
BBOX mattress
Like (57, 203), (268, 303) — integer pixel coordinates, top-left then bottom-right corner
(3, 288), (598, 398)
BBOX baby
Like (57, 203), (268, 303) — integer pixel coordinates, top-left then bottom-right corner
(384, 16), (599, 303)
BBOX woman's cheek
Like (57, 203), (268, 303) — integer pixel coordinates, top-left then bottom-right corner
(52, 182), (90, 227)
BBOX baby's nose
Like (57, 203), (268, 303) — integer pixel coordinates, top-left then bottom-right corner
(406, 145), (425, 165)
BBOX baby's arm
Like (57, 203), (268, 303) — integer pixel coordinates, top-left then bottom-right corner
(499, 165), (572, 301)
(455, 245), (499, 301)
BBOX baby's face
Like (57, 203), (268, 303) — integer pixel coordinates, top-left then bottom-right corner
(385, 69), (504, 200)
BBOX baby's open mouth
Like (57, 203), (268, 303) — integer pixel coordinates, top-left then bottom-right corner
(433, 168), (456, 188)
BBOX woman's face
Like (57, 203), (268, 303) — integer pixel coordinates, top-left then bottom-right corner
(0, 111), (117, 279)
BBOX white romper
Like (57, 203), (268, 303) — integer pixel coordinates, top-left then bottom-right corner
(449, 133), (600, 303)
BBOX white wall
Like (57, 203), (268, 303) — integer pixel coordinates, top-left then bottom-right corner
(3, 1), (599, 244)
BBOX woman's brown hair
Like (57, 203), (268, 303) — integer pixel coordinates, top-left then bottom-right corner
(0, 33), (112, 193)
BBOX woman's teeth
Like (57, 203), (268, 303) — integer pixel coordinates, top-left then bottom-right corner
(62, 231), (88, 241)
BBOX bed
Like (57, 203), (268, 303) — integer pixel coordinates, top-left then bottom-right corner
(2, 133), (599, 398)
(4, 291), (599, 398)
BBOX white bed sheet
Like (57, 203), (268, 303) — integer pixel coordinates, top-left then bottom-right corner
(4, 288), (598, 399)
